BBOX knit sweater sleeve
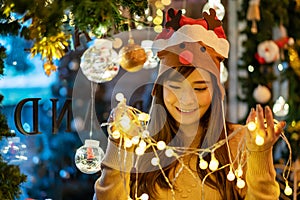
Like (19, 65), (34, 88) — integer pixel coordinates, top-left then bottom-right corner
(93, 140), (134, 200)
(244, 148), (280, 200)
(229, 124), (280, 200)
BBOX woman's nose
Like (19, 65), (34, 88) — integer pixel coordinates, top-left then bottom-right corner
(178, 87), (196, 105)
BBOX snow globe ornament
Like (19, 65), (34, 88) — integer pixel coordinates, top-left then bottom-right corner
(80, 39), (119, 83)
(75, 139), (104, 174)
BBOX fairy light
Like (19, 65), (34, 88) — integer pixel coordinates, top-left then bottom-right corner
(151, 157), (160, 166)
(284, 182), (292, 196)
(209, 153), (219, 171)
(165, 148), (174, 157)
(140, 193), (149, 200)
(255, 133), (265, 146)
(131, 136), (140, 145)
(236, 178), (246, 189)
(135, 146), (145, 155)
(157, 141), (166, 150)
(116, 93), (124, 102)
(112, 130), (121, 139)
(199, 157), (208, 170)
(124, 138), (133, 148)
(247, 121), (257, 132)
(236, 165), (243, 177)
(227, 169), (235, 181)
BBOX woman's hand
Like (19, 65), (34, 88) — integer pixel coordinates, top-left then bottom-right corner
(245, 104), (286, 151)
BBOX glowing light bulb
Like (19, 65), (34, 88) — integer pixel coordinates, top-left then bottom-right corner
(151, 157), (160, 166)
(236, 165), (243, 177)
(284, 184), (292, 196)
(255, 134), (265, 146)
(135, 146), (145, 156)
(247, 121), (257, 132)
(227, 170), (235, 181)
(139, 140), (147, 148)
(116, 93), (124, 102)
(165, 149), (174, 157)
(236, 178), (246, 189)
(157, 141), (166, 150)
(140, 193), (149, 200)
(124, 138), (133, 148)
(199, 158), (208, 170)
(111, 130), (120, 139)
(209, 154), (219, 171)
(131, 136), (140, 145)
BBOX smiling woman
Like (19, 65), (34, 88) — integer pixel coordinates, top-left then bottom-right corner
(93, 8), (285, 200)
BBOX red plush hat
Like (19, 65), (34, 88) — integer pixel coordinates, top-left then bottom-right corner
(152, 8), (230, 100)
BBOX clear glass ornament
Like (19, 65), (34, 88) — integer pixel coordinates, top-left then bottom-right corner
(1, 136), (27, 165)
(75, 139), (104, 174)
(80, 39), (119, 83)
(141, 40), (159, 69)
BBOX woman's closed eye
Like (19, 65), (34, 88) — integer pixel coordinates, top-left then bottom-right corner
(194, 86), (208, 91)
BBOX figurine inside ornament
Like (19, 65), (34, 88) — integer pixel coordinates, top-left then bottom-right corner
(91, 8), (293, 200)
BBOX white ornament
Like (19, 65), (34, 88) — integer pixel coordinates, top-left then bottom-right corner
(253, 85), (271, 104)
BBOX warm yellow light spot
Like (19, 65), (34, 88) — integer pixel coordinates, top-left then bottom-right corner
(247, 121), (257, 131)
(255, 134), (265, 146)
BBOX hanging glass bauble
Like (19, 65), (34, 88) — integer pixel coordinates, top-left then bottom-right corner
(202, 0), (225, 20)
(80, 39), (119, 83)
(273, 96), (289, 117)
(141, 40), (159, 69)
(1, 137), (27, 165)
(75, 139), (104, 174)
(119, 39), (147, 72)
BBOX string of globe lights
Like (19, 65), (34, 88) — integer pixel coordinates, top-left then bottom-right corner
(98, 93), (293, 200)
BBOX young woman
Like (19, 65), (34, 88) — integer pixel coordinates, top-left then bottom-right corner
(93, 8), (285, 200)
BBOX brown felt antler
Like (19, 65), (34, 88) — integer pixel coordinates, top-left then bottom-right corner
(165, 8), (182, 31)
(203, 8), (222, 30)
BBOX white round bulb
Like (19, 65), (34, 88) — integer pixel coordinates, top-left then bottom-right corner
(199, 159), (208, 170)
(115, 93), (124, 102)
(284, 185), (292, 196)
(247, 121), (257, 132)
(111, 130), (120, 139)
(151, 157), (160, 166)
(140, 193), (149, 200)
(227, 170), (235, 181)
(237, 178), (246, 189)
(255, 134), (265, 146)
(165, 149), (174, 157)
(157, 141), (166, 150)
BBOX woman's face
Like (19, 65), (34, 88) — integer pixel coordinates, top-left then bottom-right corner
(163, 68), (213, 127)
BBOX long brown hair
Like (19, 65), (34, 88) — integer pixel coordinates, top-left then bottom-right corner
(130, 66), (243, 199)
